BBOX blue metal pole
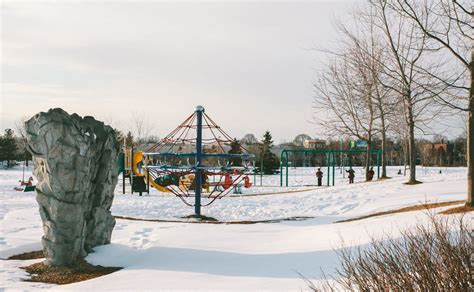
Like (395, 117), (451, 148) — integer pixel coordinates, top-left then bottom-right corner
(195, 105), (204, 216)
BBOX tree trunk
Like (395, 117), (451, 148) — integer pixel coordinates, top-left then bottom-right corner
(407, 107), (419, 184)
(466, 49), (474, 206)
(467, 108), (473, 206)
(403, 137), (407, 176)
(365, 136), (372, 181)
(380, 111), (388, 178)
(365, 95), (374, 181)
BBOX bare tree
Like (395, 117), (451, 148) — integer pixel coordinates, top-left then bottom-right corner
(387, 101), (410, 175)
(314, 44), (378, 180)
(386, 0), (473, 204)
(336, 11), (398, 179)
(15, 116), (31, 166)
(131, 112), (152, 147)
(314, 7), (405, 180)
(363, 0), (448, 184)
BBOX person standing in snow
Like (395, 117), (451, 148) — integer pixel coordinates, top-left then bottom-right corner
(367, 167), (375, 181)
(346, 167), (355, 184)
(315, 168), (323, 186)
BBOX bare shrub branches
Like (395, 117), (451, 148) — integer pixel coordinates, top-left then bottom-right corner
(306, 214), (472, 291)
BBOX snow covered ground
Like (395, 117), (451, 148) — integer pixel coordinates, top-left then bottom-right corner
(0, 165), (471, 291)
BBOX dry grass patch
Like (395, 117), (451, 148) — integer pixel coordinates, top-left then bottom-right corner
(21, 259), (122, 285)
(335, 200), (465, 223)
(440, 204), (474, 214)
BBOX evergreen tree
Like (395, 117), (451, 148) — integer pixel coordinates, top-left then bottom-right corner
(0, 129), (18, 168)
(125, 131), (134, 148)
(257, 131), (280, 174)
(228, 138), (243, 166)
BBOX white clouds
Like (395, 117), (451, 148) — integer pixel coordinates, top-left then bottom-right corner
(1, 1), (352, 141)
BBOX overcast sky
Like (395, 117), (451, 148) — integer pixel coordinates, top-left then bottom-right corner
(1, 1), (359, 143)
(0, 1), (463, 143)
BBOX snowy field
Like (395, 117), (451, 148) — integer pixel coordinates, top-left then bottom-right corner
(0, 165), (471, 291)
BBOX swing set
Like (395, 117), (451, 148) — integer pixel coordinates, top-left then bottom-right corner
(279, 149), (382, 187)
(14, 160), (35, 192)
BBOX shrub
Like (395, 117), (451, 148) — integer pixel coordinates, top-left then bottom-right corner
(306, 214), (473, 291)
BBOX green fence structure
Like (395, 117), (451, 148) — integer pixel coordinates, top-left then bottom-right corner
(279, 149), (382, 187)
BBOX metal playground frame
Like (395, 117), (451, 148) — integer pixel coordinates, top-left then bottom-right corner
(136, 106), (255, 217)
(279, 149), (382, 187)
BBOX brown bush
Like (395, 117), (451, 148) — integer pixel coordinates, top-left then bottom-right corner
(306, 214), (473, 291)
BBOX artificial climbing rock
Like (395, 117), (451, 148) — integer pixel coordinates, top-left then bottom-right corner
(25, 108), (119, 266)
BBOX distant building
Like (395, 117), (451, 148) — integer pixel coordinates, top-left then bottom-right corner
(303, 139), (326, 149)
(420, 142), (449, 166)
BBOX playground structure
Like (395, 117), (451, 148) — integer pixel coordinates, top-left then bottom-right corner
(123, 106), (255, 217)
(14, 160), (35, 192)
(280, 149), (382, 187)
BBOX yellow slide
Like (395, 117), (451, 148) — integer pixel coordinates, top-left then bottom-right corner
(149, 179), (171, 193)
(132, 151), (171, 193)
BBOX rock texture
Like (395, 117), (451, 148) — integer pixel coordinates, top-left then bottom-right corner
(25, 108), (119, 266)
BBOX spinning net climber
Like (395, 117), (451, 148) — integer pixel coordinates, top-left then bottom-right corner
(136, 106), (255, 216)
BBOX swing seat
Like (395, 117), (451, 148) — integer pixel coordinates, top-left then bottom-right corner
(24, 185), (36, 192)
(233, 185), (242, 194)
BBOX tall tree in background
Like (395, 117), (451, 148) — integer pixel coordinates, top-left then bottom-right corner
(258, 131), (280, 175)
(228, 138), (243, 166)
(313, 36), (379, 180)
(132, 112), (152, 146)
(367, 0), (444, 184)
(0, 129), (18, 168)
(125, 131), (134, 148)
(15, 117), (32, 166)
(340, 21), (394, 180)
(388, 0), (473, 204)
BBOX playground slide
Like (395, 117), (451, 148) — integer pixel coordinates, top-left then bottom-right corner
(132, 151), (171, 193)
(148, 179), (171, 193)
(132, 151), (144, 175)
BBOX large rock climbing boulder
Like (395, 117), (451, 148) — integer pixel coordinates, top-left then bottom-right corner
(25, 108), (119, 266)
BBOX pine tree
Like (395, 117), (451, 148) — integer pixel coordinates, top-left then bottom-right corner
(0, 129), (18, 168)
(257, 131), (280, 175)
(125, 131), (134, 148)
(228, 138), (243, 166)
